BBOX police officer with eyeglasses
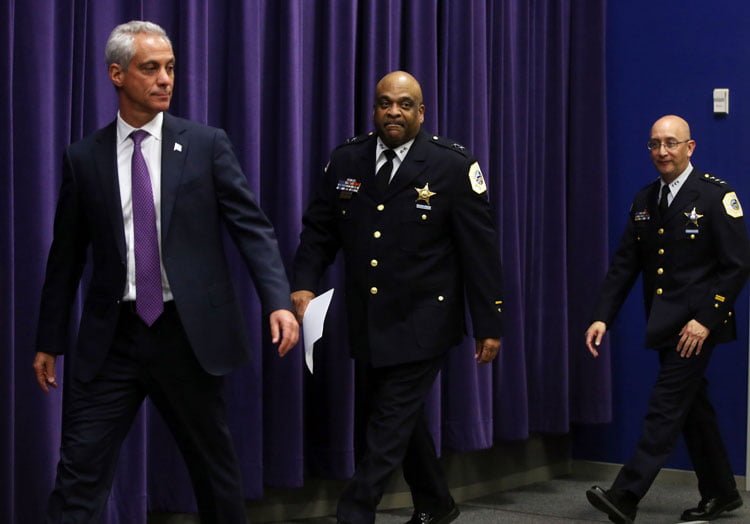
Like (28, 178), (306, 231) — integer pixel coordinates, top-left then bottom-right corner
(584, 115), (750, 523)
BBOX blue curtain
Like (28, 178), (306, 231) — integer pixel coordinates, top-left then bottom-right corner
(0, 1), (610, 522)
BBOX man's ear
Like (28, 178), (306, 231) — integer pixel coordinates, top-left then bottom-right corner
(109, 63), (124, 88)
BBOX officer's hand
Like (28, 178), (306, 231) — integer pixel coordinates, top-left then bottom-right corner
(290, 290), (316, 323)
(475, 338), (501, 364)
(677, 319), (710, 358)
(33, 352), (58, 393)
(270, 309), (299, 357)
(585, 321), (607, 357)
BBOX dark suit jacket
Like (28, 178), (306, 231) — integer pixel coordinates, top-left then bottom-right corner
(36, 113), (292, 380)
(293, 129), (503, 366)
(593, 168), (750, 348)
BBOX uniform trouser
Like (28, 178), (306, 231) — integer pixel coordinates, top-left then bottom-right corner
(612, 344), (736, 500)
(45, 302), (247, 524)
(337, 355), (453, 524)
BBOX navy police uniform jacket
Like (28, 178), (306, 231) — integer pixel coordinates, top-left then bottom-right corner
(593, 168), (750, 348)
(293, 129), (504, 366)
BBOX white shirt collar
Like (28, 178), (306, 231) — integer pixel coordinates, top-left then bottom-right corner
(376, 136), (415, 162)
(660, 162), (693, 195)
(116, 112), (164, 144)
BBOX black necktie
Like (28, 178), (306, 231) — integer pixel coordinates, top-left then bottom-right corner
(659, 184), (670, 217)
(376, 149), (396, 195)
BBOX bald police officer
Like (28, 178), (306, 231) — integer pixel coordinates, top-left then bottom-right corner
(584, 115), (750, 523)
(292, 71), (504, 524)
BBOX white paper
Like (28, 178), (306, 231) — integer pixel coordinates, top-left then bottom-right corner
(302, 288), (334, 373)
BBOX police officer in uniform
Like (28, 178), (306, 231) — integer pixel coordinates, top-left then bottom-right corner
(292, 71), (504, 524)
(584, 115), (750, 523)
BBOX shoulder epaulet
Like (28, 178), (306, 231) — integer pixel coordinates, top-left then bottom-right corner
(427, 134), (472, 158)
(335, 131), (375, 149)
(698, 172), (730, 188)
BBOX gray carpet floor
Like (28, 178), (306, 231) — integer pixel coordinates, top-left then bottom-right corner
(288, 471), (749, 523)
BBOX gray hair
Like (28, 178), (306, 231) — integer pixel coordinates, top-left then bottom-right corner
(105, 20), (172, 69)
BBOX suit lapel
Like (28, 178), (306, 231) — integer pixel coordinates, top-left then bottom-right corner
(645, 182), (660, 223)
(357, 137), (380, 200)
(94, 122), (127, 261)
(160, 113), (188, 239)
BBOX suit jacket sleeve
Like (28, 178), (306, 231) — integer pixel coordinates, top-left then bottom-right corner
(292, 162), (342, 292)
(211, 129), (292, 314)
(692, 188), (750, 330)
(450, 160), (504, 338)
(591, 208), (642, 326)
(36, 150), (90, 354)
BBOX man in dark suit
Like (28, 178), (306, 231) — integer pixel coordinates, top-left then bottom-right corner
(584, 115), (750, 523)
(292, 71), (504, 524)
(32, 21), (298, 523)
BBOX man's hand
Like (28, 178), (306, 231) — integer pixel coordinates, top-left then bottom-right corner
(585, 321), (607, 357)
(33, 352), (58, 393)
(290, 290), (315, 323)
(475, 338), (501, 364)
(269, 309), (299, 357)
(676, 319), (710, 358)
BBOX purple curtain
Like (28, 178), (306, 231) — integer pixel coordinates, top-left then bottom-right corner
(1, 1), (610, 522)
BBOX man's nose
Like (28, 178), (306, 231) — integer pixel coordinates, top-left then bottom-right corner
(157, 68), (172, 84)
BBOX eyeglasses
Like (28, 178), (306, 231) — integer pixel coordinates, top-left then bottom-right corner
(646, 139), (690, 151)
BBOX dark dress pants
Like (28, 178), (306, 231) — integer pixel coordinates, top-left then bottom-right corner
(612, 344), (736, 500)
(45, 303), (247, 524)
(337, 354), (453, 524)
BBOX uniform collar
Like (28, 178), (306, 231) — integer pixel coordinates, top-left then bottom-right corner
(376, 136), (415, 162)
(659, 162), (693, 196)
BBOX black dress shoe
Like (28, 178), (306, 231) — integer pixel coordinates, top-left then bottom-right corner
(586, 485), (637, 524)
(680, 490), (743, 521)
(405, 504), (460, 524)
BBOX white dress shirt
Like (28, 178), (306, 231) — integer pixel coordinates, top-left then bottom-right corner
(375, 136), (415, 182)
(659, 162), (693, 207)
(116, 111), (173, 301)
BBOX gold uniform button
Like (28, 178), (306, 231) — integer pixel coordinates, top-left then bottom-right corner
(657, 228), (664, 235)
(656, 288), (663, 295)
(377, 204), (385, 211)
(341, 209), (346, 215)
(370, 259), (378, 267)
(373, 231), (381, 238)
(690, 234), (696, 240)
(370, 287), (378, 295)
(658, 248), (665, 255)
(421, 214), (428, 221)
(714, 303), (720, 308)
(729, 311), (733, 317)
(657, 268), (664, 275)
(437, 295), (445, 302)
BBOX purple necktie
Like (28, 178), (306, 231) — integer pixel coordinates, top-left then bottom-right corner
(130, 130), (163, 326)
